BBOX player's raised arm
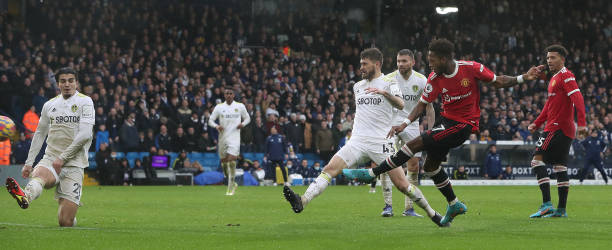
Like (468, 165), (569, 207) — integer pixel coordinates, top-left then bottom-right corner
(491, 65), (544, 89)
(25, 102), (51, 167)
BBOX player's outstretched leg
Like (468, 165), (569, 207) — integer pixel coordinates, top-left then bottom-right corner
(389, 169), (449, 227)
(530, 160), (554, 218)
(6, 178), (29, 209)
(343, 144), (415, 182)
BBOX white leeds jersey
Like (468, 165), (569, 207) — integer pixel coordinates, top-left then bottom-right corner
(389, 70), (428, 127)
(208, 101), (251, 142)
(352, 74), (402, 140)
(28, 92), (94, 168)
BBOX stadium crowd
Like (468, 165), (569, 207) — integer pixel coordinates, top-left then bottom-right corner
(1, 0), (610, 183)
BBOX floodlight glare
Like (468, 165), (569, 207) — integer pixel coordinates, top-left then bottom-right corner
(436, 7), (459, 15)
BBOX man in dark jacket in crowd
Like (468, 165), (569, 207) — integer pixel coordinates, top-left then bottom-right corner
(119, 113), (139, 152)
(285, 113), (305, 153)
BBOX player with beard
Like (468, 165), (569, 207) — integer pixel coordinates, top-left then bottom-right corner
(343, 39), (541, 224)
(283, 48), (449, 227)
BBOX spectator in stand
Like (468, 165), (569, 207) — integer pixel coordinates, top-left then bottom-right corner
(453, 166), (469, 180)
(95, 124), (110, 152)
(120, 113), (139, 152)
(172, 127), (188, 152)
(95, 143), (114, 185)
(315, 120), (334, 164)
(197, 131), (217, 153)
(12, 133), (31, 164)
(155, 125), (173, 152)
(484, 145), (503, 179)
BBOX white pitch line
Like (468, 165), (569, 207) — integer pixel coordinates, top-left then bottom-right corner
(0, 222), (99, 230)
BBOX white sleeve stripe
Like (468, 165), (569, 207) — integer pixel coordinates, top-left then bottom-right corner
(490, 75), (497, 83)
(419, 97), (430, 104)
(564, 77), (575, 83)
(567, 89), (580, 96)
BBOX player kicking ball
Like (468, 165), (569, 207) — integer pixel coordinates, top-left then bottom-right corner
(6, 67), (94, 227)
(343, 39), (541, 224)
(283, 48), (449, 227)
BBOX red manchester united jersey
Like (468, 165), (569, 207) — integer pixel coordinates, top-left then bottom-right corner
(421, 60), (496, 131)
(534, 67), (586, 139)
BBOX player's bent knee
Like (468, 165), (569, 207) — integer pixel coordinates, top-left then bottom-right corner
(322, 156), (347, 177)
(59, 217), (75, 227)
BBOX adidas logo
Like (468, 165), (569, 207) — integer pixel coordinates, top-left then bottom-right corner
(442, 88), (448, 93)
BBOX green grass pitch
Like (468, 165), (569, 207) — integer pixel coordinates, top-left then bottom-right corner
(1, 185), (611, 249)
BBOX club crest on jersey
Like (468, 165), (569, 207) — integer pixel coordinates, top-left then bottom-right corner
(71, 104), (78, 113)
(461, 78), (470, 87)
(551, 80), (556, 87)
(412, 85), (419, 92)
(234, 108), (238, 112)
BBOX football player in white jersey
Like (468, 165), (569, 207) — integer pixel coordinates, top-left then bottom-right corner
(379, 49), (435, 217)
(6, 67), (94, 227)
(283, 48), (447, 227)
(209, 86), (251, 195)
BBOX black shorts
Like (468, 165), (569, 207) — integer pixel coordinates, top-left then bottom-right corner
(421, 117), (473, 161)
(534, 130), (572, 166)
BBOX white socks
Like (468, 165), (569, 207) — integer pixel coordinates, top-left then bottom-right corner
(400, 184), (435, 218)
(302, 172), (332, 206)
(381, 173), (393, 206)
(405, 171), (419, 210)
(24, 177), (44, 202)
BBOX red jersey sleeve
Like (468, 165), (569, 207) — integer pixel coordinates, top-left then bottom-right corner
(561, 75), (586, 126)
(420, 74), (440, 104)
(472, 62), (496, 83)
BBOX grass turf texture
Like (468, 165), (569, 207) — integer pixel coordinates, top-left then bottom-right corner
(1, 185), (610, 249)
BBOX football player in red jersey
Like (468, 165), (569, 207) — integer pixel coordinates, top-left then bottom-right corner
(527, 45), (587, 218)
(343, 39), (541, 224)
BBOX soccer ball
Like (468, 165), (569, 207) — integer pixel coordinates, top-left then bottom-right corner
(0, 116), (18, 141)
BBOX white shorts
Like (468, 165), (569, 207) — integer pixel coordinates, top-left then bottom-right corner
(335, 137), (395, 168)
(218, 138), (240, 158)
(395, 127), (422, 158)
(55, 167), (84, 206)
(36, 155), (84, 206)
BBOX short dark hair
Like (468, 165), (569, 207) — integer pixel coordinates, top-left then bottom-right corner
(360, 48), (383, 64)
(545, 44), (568, 58)
(55, 67), (78, 82)
(397, 49), (414, 58)
(428, 39), (454, 59)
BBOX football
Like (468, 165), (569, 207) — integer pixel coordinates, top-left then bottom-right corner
(0, 115), (18, 141)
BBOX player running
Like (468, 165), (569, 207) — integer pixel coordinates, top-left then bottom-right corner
(283, 48), (449, 227)
(528, 45), (586, 218)
(379, 49), (435, 218)
(209, 86), (251, 195)
(6, 67), (94, 227)
(343, 39), (541, 224)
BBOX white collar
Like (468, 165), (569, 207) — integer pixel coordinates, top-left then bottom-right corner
(443, 60), (459, 78)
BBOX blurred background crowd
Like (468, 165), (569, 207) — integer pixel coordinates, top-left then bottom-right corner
(1, 0), (610, 183)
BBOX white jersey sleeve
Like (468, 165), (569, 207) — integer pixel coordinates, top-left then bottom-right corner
(240, 103), (251, 127)
(25, 101), (51, 166)
(208, 105), (220, 128)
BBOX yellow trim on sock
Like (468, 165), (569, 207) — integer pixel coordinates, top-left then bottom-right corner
(319, 172), (332, 183)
